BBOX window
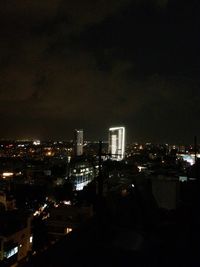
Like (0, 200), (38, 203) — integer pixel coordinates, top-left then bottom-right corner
(4, 246), (18, 259)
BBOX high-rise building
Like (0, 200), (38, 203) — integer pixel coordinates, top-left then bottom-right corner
(74, 129), (83, 156)
(108, 127), (125, 161)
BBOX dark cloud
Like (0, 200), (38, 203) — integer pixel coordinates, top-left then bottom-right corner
(0, 0), (199, 142)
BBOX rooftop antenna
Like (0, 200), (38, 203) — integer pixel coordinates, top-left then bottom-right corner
(194, 135), (197, 164)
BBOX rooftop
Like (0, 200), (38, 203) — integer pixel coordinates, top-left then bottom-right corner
(0, 210), (31, 236)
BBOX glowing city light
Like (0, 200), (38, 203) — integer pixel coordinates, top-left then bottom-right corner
(66, 228), (72, 234)
(2, 172), (14, 178)
(33, 140), (40, 146)
(30, 236), (33, 243)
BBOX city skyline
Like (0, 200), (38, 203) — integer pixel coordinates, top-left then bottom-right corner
(0, 126), (198, 145)
(0, 0), (199, 143)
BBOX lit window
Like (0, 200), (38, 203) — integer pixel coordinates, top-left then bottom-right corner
(4, 246), (18, 259)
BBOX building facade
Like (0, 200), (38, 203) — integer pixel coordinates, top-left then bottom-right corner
(108, 127), (125, 161)
(74, 129), (83, 156)
(0, 211), (33, 266)
(68, 157), (97, 191)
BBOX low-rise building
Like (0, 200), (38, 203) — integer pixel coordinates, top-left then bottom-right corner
(150, 175), (180, 210)
(46, 205), (93, 241)
(0, 192), (16, 211)
(0, 211), (33, 266)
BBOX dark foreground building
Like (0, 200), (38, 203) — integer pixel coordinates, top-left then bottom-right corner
(22, 177), (200, 267)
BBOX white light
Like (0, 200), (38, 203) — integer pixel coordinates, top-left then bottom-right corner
(131, 184), (135, 188)
(40, 203), (47, 212)
(2, 172), (14, 178)
(180, 154), (195, 166)
(63, 200), (71, 205)
(179, 176), (187, 182)
(138, 166), (147, 172)
(30, 236), (33, 243)
(5, 246), (18, 259)
(66, 228), (72, 234)
(33, 211), (40, 216)
(109, 127), (124, 131)
(33, 140), (40, 146)
(18, 144), (25, 147)
(138, 166), (142, 172)
(76, 180), (90, 191)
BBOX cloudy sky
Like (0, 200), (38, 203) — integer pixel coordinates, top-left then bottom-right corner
(0, 0), (200, 143)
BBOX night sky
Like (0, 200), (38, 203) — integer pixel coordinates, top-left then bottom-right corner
(0, 0), (200, 143)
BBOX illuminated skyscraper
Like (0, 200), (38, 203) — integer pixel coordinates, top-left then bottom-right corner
(74, 129), (83, 156)
(108, 127), (125, 161)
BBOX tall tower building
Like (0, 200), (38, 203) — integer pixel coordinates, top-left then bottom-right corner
(108, 127), (125, 161)
(74, 129), (83, 156)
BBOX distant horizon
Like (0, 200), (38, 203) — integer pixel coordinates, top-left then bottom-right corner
(0, 137), (198, 146)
